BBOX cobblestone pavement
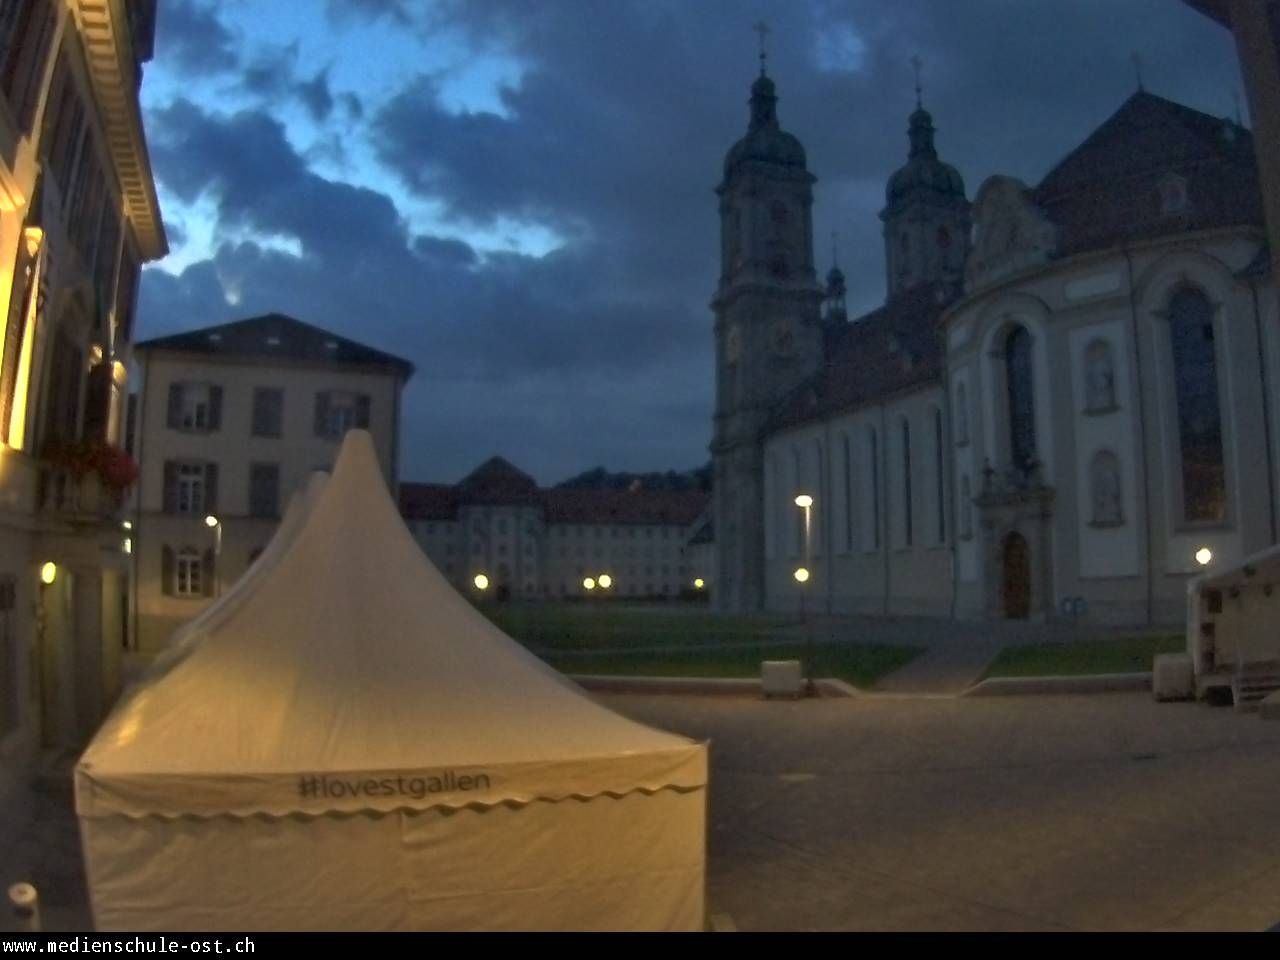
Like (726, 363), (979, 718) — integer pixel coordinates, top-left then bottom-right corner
(9, 690), (1271, 933)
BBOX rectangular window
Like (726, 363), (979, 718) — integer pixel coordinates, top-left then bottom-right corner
(178, 463), (205, 515)
(0, 0), (55, 135)
(252, 387), (283, 438)
(165, 460), (217, 515)
(249, 462), (280, 519)
(175, 550), (202, 597)
(168, 381), (222, 432)
(315, 390), (370, 439)
(902, 420), (913, 547)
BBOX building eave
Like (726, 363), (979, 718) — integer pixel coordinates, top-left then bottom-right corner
(75, 0), (167, 262)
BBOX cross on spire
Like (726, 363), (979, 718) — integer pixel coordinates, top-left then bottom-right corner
(1131, 51), (1145, 92)
(754, 20), (770, 76)
(910, 54), (924, 109)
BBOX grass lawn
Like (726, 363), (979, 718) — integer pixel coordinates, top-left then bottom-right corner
(983, 634), (1185, 679)
(481, 602), (803, 651)
(543, 642), (922, 688)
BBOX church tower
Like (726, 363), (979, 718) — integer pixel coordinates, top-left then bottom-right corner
(711, 51), (824, 613)
(880, 65), (970, 299)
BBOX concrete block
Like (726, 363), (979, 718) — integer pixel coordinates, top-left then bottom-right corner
(762, 660), (804, 699)
(1260, 690), (1280, 721)
(1153, 653), (1195, 701)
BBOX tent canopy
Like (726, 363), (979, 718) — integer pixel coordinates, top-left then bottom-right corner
(77, 431), (705, 819)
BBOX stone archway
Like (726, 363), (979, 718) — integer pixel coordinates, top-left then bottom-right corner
(1001, 531), (1031, 619)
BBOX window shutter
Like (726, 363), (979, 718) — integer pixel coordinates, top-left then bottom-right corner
(202, 548), (215, 598)
(204, 462), (219, 514)
(161, 545), (175, 597)
(162, 460), (178, 513)
(167, 383), (182, 428)
(356, 394), (371, 429)
(314, 392), (330, 437)
(208, 384), (223, 431)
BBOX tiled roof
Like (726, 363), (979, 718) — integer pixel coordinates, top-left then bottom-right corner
(400, 470), (709, 527)
(769, 283), (949, 432)
(1033, 91), (1263, 257)
(135, 313), (415, 377)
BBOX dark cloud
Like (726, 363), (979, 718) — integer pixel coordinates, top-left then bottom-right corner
(139, 0), (1241, 481)
(154, 0), (239, 76)
(241, 42), (301, 100)
(296, 67), (335, 123)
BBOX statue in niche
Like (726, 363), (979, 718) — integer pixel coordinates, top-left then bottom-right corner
(1091, 452), (1123, 525)
(1085, 340), (1116, 412)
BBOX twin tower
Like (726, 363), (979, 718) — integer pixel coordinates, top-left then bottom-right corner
(710, 64), (970, 611)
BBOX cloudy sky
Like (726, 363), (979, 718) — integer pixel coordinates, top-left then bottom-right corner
(136, 0), (1243, 484)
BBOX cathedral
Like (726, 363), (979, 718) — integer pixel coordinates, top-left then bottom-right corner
(711, 62), (1278, 625)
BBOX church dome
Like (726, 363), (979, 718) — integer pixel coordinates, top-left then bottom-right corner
(885, 106), (966, 205)
(723, 72), (808, 179)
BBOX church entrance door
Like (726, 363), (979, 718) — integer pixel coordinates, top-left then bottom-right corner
(1002, 532), (1031, 619)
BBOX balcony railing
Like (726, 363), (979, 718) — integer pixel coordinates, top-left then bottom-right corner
(37, 466), (127, 525)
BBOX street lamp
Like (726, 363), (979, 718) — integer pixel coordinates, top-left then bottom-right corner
(694, 577), (705, 590)
(204, 514), (222, 597)
(795, 492), (816, 695)
(1196, 547), (1213, 567)
(473, 573), (490, 592)
(598, 573), (613, 590)
(583, 577), (596, 592)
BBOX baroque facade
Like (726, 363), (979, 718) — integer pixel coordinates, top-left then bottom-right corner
(712, 65), (1277, 627)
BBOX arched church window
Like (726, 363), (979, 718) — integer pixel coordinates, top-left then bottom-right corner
(934, 408), (946, 544)
(1005, 326), (1036, 470)
(901, 417), (913, 547)
(1084, 339), (1116, 413)
(955, 381), (969, 445)
(1169, 287), (1225, 522)
(867, 427), (880, 551)
(1089, 451), (1124, 526)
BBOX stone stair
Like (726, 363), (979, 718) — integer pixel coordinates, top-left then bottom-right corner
(1232, 660), (1280, 712)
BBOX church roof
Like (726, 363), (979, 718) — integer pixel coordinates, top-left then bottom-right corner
(135, 313), (415, 377)
(456, 456), (541, 505)
(769, 283), (950, 432)
(1033, 91), (1263, 256)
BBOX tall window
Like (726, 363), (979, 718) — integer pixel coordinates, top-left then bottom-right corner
(1169, 288), (1225, 522)
(901, 418), (913, 547)
(792, 446), (803, 556)
(955, 381), (969, 444)
(174, 549), (203, 598)
(842, 433), (853, 552)
(252, 387), (284, 437)
(168, 382), (222, 432)
(1006, 326), (1036, 469)
(315, 390), (370, 439)
(934, 408), (946, 544)
(868, 427), (880, 550)
(249, 462), (280, 519)
(164, 461), (218, 515)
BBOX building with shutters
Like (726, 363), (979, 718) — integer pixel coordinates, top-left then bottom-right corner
(0, 0), (166, 824)
(401, 457), (711, 602)
(130, 313), (412, 653)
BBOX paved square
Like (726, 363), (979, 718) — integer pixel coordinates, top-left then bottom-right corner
(601, 691), (1280, 932)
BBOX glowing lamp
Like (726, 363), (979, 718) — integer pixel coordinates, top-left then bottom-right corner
(794, 494), (813, 508)
(1195, 547), (1213, 567)
(583, 577), (596, 591)
(794, 567), (810, 584)
(204, 514), (219, 528)
(694, 578), (705, 589)
(598, 574), (612, 589)
(40, 562), (56, 585)
(473, 573), (489, 591)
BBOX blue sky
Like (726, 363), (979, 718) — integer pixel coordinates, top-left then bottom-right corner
(136, 0), (1244, 484)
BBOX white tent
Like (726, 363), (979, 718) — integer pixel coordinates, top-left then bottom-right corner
(1186, 543), (1280, 683)
(77, 432), (707, 932)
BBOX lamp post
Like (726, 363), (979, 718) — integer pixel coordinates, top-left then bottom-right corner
(204, 514), (222, 597)
(794, 493), (815, 695)
(473, 572), (490, 593)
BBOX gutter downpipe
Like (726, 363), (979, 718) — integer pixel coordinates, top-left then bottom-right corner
(1123, 246), (1155, 626)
